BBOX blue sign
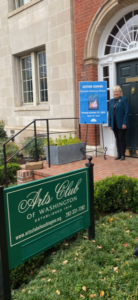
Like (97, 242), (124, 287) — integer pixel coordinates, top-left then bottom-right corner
(79, 81), (107, 124)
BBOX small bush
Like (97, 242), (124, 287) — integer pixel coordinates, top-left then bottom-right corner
(44, 134), (81, 146)
(0, 120), (7, 139)
(10, 253), (45, 289)
(0, 163), (20, 185)
(22, 137), (45, 158)
(0, 142), (19, 166)
(94, 174), (138, 216)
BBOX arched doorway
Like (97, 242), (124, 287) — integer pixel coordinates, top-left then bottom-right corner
(98, 3), (138, 156)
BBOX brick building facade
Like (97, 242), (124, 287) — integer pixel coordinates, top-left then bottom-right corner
(73, 0), (138, 157)
(73, 0), (105, 146)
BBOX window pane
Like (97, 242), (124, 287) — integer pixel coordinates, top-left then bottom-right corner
(28, 92), (33, 102)
(125, 12), (132, 26)
(107, 90), (110, 101)
(104, 10), (138, 55)
(105, 46), (110, 55)
(106, 35), (114, 46)
(26, 70), (32, 80)
(15, 0), (29, 8)
(27, 81), (31, 92)
(39, 53), (43, 66)
(107, 101), (109, 111)
(43, 53), (46, 65)
(26, 56), (32, 69)
(117, 18), (125, 28)
(104, 77), (109, 88)
(111, 25), (119, 37)
(40, 90), (45, 102)
(103, 66), (109, 77)
(22, 71), (26, 81)
(134, 10), (138, 24)
(40, 78), (45, 90)
(23, 81), (27, 92)
(30, 80), (33, 91)
(22, 58), (26, 70)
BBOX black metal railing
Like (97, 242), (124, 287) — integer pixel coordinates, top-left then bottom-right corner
(0, 118), (80, 188)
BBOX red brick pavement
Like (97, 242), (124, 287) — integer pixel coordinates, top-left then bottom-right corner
(33, 156), (138, 182)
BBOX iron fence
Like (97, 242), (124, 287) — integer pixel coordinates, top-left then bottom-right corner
(0, 118), (80, 187)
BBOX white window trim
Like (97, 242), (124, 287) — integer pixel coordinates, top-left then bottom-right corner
(37, 51), (48, 104)
(98, 3), (138, 101)
(20, 50), (48, 107)
(98, 3), (138, 59)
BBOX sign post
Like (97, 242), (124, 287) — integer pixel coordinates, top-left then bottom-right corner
(0, 186), (11, 300)
(0, 160), (95, 299)
(79, 81), (107, 125)
(79, 81), (108, 159)
(85, 157), (95, 240)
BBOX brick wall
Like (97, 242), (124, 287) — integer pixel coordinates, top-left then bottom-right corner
(17, 170), (34, 185)
(73, 0), (105, 145)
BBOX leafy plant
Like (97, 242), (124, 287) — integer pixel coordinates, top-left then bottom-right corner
(0, 163), (20, 185)
(22, 137), (45, 158)
(94, 174), (138, 216)
(0, 142), (19, 166)
(0, 119), (7, 140)
(44, 134), (81, 146)
(6, 142), (19, 162)
(0, 120), (5, 129)
(44, 137), (55, 146)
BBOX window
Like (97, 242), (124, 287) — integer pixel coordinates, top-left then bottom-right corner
(105, 10), (138, 55)
(15, 0), (29, 9)
(38, 52), (48, 102)
(20, 51), (48, 105)
(21, 56), (33, 103)
(103, 66), (110, 111)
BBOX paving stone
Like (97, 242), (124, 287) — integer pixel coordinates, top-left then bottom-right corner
(25, 161), (43, 170)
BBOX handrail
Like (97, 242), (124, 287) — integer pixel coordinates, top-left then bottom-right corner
(0, 120), (34, 147)
(6, 137), (36, 163)
(2, 118), (80, 188)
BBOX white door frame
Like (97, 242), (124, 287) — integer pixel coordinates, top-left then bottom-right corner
(98, 3), (138, 156)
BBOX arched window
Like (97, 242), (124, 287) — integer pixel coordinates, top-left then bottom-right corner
(105, 10), (138, 55)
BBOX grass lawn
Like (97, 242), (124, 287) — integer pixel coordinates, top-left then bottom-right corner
(11, 212), (138, 300)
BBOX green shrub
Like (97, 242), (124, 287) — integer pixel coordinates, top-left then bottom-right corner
(44, 137), (55, 146)
(0, 142), (19, 166)
(0, 163), (21, 185)
(22, 137), (45, 158)
(0, 121), (7, 139)
(94, 174), (138, 216)
(10, 253), (45, 289)
(44, 134), (81, 146)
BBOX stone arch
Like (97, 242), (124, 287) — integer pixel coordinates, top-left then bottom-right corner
(84, 0), (138, 65)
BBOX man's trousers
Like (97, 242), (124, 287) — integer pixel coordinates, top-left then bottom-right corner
(113, 122), (127, 157)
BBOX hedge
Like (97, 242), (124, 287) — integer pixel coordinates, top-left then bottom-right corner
(0, 163), (21, 185)
(94, 174), (138, 216)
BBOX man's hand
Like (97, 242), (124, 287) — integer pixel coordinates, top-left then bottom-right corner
(109, 127), (112, 130)
(122, 125), (126, 129)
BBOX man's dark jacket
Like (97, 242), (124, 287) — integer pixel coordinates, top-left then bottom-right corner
(108, 96), (129, 129)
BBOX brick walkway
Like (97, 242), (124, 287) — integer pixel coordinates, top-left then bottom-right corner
(33, 156), (138, 182)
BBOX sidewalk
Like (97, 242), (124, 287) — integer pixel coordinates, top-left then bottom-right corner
(33, 155), (138, 182)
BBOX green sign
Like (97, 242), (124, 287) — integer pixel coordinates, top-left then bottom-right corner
(4, 168), (90, 270)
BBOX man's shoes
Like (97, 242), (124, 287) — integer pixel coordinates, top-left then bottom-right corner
(114, 156), (121, 160)
(120, 156), (125, 161)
